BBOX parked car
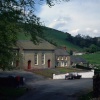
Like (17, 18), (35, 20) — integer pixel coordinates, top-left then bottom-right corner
(65, 72), (81, 80)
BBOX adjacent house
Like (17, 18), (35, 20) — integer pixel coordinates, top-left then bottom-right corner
(70, 56), (88, 67)
(55, 48), (70, 67)
(14, 39), (56, 69)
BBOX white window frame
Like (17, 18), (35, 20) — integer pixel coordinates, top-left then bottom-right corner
(42, 53), (45, 65)
(57, 57), (59, 60)
(65, 62), (68, 66)
(61, 57), (63, 60)
(11, 61), (14, 66)
(34, 53), (38, 65)
(61, 62), (64, 67)
(65, 57), (67, 60)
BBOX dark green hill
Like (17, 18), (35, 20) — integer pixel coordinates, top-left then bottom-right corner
(17, 26), (82, 51)
(42, 27), (82, 51)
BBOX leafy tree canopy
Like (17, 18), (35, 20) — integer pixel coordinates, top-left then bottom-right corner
(0, 0), (69, 70)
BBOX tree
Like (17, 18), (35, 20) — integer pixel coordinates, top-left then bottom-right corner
(69, 50), (73, 55)
(66, 32), (73, 42)
(0, 0), (42, 70)
(0, 0), (69, 70)
(89, 44), (98, 53)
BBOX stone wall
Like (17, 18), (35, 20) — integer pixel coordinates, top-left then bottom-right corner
(22, 50), (55, 69)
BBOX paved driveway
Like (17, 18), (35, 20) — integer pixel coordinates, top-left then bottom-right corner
(0, 70), (93, 100)
(0, 70), (45, 82)
(18, 79), (93, 100)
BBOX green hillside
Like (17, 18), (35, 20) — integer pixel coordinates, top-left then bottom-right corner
(17, 26), (82, 51)
(42, 27), (82, 51)
(80, 52), (100, 65)
(17, 32), (31, 40)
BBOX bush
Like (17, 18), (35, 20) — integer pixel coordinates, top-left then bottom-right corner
(76, 64), (92, 70)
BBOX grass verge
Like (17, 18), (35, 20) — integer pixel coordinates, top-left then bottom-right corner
(29, 68), (85, 78)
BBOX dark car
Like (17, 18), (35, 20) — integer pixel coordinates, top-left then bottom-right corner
(65, 72), (81, 80)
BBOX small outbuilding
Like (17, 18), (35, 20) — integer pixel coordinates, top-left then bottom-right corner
(70, 56), (88, 67)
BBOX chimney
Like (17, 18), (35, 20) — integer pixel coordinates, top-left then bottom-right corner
(63, 46), (67, 50)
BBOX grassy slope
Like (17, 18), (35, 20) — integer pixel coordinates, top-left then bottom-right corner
(17, 27), (82, 51)
(80, 52), (100, 65)
(43, 27), (82, 51)
(17, 32), (31, 40)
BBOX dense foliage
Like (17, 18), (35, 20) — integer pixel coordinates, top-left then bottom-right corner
(0, 0), (43, 70)
(0, 0), (69, 70)
(66, 33), (100, 53)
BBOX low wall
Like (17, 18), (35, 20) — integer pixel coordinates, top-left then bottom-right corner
(53, 73), (69, 79)
(53, 70), (94, 79)
(78, 70), (94, 78)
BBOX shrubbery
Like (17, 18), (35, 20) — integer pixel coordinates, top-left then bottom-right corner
(76, 64), (92, 70)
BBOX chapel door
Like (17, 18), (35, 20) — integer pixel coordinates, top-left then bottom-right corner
(16, 60), (19, 67)
(28, 60), (31, 69)
(48, 59), (50, 68)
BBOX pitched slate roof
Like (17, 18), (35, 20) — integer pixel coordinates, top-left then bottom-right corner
(55, 49), (69, 56)
(70, 56), (87, 63)
(16, 40), (56, 50)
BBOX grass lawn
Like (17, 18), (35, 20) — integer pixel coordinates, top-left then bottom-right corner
(80, 52), (100, 68)
(81, 52), (100, 64)
(0, 87), (27, 100)
(30, 68), (85, 78)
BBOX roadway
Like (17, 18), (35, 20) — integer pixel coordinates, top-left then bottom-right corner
(18, 78), (93, 100)
(0, 70), (93, 100)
